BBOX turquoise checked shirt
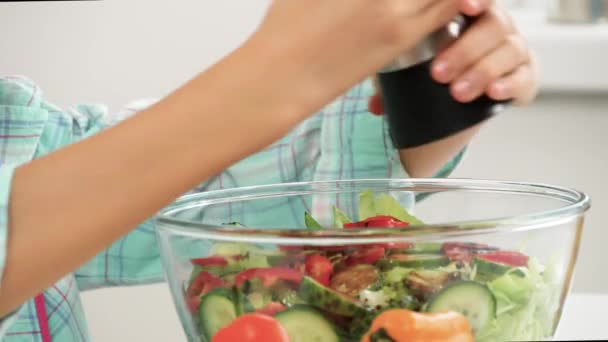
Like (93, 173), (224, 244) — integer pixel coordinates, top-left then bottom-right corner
(0, 75), (464, 341)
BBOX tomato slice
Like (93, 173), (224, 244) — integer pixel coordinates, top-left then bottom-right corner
(344, 215), (410, 228)
(477, 250), (529, 267)
(256, 302), (287, 316)
(234, 267), (304, 288)
(346, 246), (386, 266)
(212, 313), (290, 342)
(185, 272), (226, 313)
(305, 254), (333, 286)
(190, 255), (241, 267)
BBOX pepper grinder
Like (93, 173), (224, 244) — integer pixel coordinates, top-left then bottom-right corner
(377, 15), (510, 149)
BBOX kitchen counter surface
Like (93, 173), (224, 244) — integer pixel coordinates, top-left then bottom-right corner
(81, 284), (608, 341)
(556, 292), (608, 340)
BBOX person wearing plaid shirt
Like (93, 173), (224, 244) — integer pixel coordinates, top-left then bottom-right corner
(0, 0), (539, 341)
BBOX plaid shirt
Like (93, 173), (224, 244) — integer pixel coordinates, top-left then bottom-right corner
(0, 76), (464, 341)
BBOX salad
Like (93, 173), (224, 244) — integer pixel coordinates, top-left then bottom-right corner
(184, 191), (561, 342)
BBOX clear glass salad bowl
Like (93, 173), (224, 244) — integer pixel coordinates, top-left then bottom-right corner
(155, 179), (590, 342)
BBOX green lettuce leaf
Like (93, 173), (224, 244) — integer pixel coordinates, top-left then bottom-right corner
(358, 190), (423, 225)
(304, 212), (323, 230)
(374, 194), (423, 225)
(333, 206), (352, 228)
(477, 257), (561, 342)
(358, 190), (376, 221)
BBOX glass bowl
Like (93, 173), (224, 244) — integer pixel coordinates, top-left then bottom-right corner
(155, 179), (589, 342)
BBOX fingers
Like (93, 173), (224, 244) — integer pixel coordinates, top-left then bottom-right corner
(414, 0), (462, 36)
(431, 7), (515, 84)
(459, 0), (494, 16)
(451, 35), (529, 102)
(486, 61), (538, 105)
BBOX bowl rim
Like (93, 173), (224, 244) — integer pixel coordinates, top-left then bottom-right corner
(155, 178), (591, 243)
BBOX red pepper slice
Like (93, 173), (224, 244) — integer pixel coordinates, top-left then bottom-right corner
(344, 215), (410, 228)
(346, 246), (386, 266)
(190, 255), (242, 267)
(256, 302), (287, 316)
(305, 254), (333, 286)
(235, 267), (304, 288)
(477, 250), (529, 267)
(185, 271), (226, 313)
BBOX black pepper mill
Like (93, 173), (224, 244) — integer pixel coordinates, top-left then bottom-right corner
(377, 15), (510, 149)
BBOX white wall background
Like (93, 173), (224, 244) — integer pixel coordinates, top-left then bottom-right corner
(2, 0), (608, 341)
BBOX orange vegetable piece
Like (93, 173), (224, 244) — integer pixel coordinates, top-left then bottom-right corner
(362, 309), (474, 342)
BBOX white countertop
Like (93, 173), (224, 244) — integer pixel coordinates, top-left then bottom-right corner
(82, 284), (608, 341)
(555, 292), (608, 340)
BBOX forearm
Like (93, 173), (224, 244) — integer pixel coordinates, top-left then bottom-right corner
(0, 39), (308, 315)
(399, 122), (483, 178)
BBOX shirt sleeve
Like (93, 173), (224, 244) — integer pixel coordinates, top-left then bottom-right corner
(0, 76), (51, 334)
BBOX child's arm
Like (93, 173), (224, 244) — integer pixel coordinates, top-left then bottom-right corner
(398, 124), (481, 178)
(0, 0), (467, 316)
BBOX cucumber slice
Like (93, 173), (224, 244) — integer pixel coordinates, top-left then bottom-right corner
(234, 288), (254, 315)
(474, 257), (525, 279)
(377, 254), (449, 270)
(298, 276), (367, 317)
(275, 305), (340, 342)
(426, 280), (496, 335)
(198, 288), (237, 341)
